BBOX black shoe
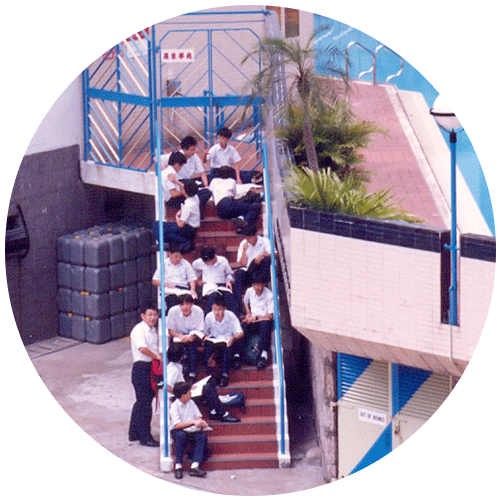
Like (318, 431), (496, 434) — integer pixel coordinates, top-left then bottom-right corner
(189, 467), (207, 478)
(140, 438), (160, 447)
(231, 217), (247, 229)
(218, 374), (229, 388)
(187, 375), (197, 385)
(174, 468), (183, 479)
(232, 356), (242, 370)
(257, 357), (267, 370)
(220, 413), (240, 423)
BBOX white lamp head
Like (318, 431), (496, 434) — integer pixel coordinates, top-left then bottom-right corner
(430, 95), (462, 131)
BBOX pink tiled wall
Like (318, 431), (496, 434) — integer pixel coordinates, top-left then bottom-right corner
(289, 228), (494, 376)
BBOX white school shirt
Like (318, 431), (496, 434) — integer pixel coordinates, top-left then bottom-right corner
(153, 257), (197, 289)
(161, 165), (182, 201)
(244, 286), (274, 316)
(237, 235), (271, 269)
(192, 256), (234, 285)
(161, 150), (205, 180)
(170, 398), (202, 431)
(205, 310), (243, 340)
(179, 195), (200, 228)
(167, 361), (185, 389)
(130, 320), (159, 363)
(209, 177), (237, 205)
(166, 304), (205, 335)
(206, 143), (241, 169)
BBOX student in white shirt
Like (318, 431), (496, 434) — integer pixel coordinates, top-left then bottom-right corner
(203, 126), (253, 184)
(166, 343), (240, 423)
(161, 151), (188, 210)
(242, 278), (274, 370)
(152, 248), (198, 311)
(152, 180), (200, 254)
(192, 246), (237, 315)
(170, 381), (209, 479)
(209, 166), (261, 234)
(128, 305), (161, 447)
(204, 294), (244, 387)
(233, 225), (272, 314)
(166, 293), (204, 382)
(159, 139), (212, 217)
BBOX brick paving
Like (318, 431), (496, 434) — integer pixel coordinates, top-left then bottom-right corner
(345, 81), (445, 228)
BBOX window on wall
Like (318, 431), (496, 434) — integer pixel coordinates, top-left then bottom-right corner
(266, 6), (299, 38)
(284, 8), (299, 38)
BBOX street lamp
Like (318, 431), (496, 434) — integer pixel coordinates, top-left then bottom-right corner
(430, 95), (462, 326)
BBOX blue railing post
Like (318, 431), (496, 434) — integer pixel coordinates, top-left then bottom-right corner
(262, 140), (286, 456)
(150, 25), (169, 460)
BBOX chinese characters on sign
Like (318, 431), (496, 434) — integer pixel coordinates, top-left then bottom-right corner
(162, 49), (195, 63)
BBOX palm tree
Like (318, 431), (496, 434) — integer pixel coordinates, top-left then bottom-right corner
(243, 28), (348, 172)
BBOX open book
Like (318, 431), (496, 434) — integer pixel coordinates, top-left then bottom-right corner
(204, 336), (230, 345)
(190, 375), (212, 398)
(164, 286), (192, 296)
(202, 282), (232, 296)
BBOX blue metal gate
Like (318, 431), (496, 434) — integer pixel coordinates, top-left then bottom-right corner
(82, 24), (264, 173)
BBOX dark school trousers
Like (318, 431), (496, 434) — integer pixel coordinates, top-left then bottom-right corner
(216, 197), (261, 229)
(171, 429), (208, 466)
(244, 319), (273, 352)
(129, 361), (155, 443)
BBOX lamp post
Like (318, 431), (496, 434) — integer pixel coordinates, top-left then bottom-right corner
(430, 95), (462, 326)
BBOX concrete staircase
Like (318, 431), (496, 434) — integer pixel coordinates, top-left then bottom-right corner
(164, 197), (288, 471)
(197, 365), (281, 471)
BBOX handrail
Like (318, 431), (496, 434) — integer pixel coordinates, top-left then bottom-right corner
(374, 44), (404, 84)
(262, 138), (287, 457)
(345, 41), (404, 85)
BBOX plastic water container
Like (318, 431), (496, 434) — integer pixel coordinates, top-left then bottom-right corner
(136, 255), (151, 282)
(71, 291), (86, 316)
(110, 314), (126, 340)
(135, 228), (153, 256)
(109, 263), (125, 289)
(123, 259), (138, 286)
(85, 293), (110, 319)
(84, 237), (110, 267)
(124, 310), (139, 335)
(123, 285), (138, 311)
(109, 289), (124, 315)
(84, 267), (110, 294)
(69, 235), (86, 265)
(137, 281), (154, 308)
(85, 317), (111, 344)
(71, 315), (87, 342)
(122, 231), (138, 261)
(106, 233), (124, 264)
(57, 288), (72, 313)
(59, 312), (73, 338)
(57, 234), (72, 263)
(70, 265), (86, 291)
(58, 262), (71, 288)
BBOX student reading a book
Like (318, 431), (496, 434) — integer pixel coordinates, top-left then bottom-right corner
(192, 246), (237, 315)
(166, 294), (205, 383)
(170, 381), (210, 479)
(242, 276), (274, 370)
(152, 246), (198, 311)
(166, 343), (240, 423)
(204, 293), (245, 388)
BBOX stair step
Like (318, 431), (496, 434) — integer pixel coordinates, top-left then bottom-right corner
(194, 365), (273, 384)
(201, 397), (276, 419)
(204, 452), (279, 471)
(206, 433), (278, 455)
(206, 415), (277, 437)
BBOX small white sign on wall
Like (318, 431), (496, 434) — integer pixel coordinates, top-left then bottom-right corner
(162, 49), (195, 63)
(358, 408), (387, 426)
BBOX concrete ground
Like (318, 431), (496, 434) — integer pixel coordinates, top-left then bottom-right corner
(27, 336), (327, 496)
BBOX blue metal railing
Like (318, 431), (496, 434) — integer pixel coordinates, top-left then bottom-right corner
(82, 11), (289, 464)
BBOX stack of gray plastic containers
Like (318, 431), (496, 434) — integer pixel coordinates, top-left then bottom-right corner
(57, 223), (155, 344)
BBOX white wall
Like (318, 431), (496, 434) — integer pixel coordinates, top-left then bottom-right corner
(25, 76), (83, 157)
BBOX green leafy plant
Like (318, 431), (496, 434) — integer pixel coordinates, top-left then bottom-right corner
(285, 166), (422, 223)
(278, 99), (385, 181)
